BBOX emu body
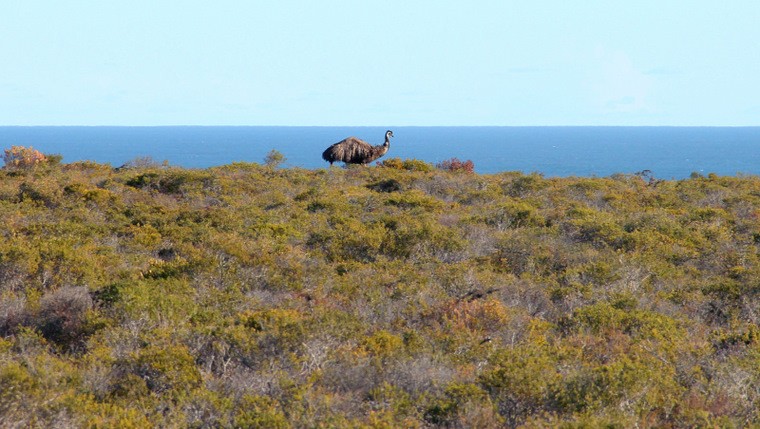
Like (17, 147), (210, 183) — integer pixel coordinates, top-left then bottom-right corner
(322, 130), (394, 165)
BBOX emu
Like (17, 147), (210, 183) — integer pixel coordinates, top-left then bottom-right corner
(322, 130), (394, 165)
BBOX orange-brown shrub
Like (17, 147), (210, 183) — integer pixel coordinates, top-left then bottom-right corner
(3, 145), (47, 169)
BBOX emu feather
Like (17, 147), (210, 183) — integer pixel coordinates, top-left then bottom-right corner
(322, 130), (394, 165)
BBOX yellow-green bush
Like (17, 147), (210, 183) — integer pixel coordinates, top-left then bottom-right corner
(378, 157), (435, 172)
(132, 344), (202, 396)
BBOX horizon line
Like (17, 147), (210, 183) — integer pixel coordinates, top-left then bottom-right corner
(2, 124), (760, 128)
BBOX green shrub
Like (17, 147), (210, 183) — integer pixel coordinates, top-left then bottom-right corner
(503, 173), (547, 197)
(360, 330), (404, 359)
(479, 200), (545, 229)
(425, 383), (498, 426)
(233, 394), (289, 429)
(366, 178), (403, 193)
(566, 215), (633, 250)
(264, 149), (286, 168)
(563, 302), (684, 344)
(133, 344), (202, 395)
(479, 346), (559, 427)
(124, 169), (213, 195)
(378, 157), (435, 172)
(384, 189), (444, 211)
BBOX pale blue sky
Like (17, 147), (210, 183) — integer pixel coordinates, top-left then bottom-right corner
(1, 1), (759, 126)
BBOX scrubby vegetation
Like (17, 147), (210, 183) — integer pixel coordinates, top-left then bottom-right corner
(2, 152), (760, 427)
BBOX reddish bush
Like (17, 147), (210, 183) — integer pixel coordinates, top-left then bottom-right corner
(436, 158), (475, 173)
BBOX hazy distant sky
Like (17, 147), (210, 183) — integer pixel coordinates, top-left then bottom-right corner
(1, 1), (759, 126)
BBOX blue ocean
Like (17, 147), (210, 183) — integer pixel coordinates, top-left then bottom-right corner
(1, 126), (759, 179)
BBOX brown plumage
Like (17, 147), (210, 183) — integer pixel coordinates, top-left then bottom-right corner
(322, 130), (394, 165)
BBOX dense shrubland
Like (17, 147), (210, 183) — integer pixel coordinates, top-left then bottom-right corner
(2, 152), (760, 427)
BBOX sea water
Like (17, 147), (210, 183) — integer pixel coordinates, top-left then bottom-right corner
(1, 126), (759, 179)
